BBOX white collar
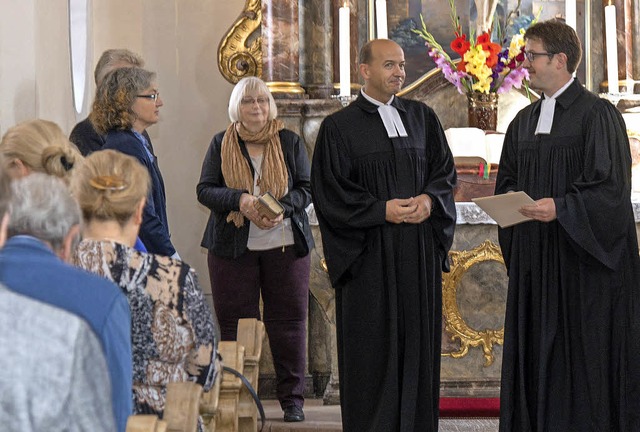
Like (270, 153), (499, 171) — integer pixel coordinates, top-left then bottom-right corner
(535, 79), (574, 135)
(546, 77), (574, 100)
(361, 90), (408, 138)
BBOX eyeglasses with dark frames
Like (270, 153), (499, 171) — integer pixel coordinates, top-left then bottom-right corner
(136, 92), (160, 101)
(524, 51), (557, 62)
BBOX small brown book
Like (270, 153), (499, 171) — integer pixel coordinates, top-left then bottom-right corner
(254, 191), (285, 219)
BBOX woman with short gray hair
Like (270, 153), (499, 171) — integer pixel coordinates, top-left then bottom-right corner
(197, 76), (313, 423)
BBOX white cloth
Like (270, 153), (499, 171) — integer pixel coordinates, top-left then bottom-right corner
(361, 90), (409, 138)
(535, 97), (556, 135)
(535, 78), (574, 135)
(248, 154), (294, 251)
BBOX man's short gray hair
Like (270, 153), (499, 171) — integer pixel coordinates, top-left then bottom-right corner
(94, 49), (144, 86)
(7, 173), (81, 252)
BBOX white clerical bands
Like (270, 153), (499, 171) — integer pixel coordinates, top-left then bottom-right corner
(535, 97), (555, 135)
(378, 105), (408, 138)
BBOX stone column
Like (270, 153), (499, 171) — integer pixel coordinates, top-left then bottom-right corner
(602, 0), (635, 92)
(300, 0), (334, 98)
(262, 0), (305, 98)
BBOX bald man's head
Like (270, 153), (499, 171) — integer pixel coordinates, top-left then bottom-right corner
(359, 39), (406, 102)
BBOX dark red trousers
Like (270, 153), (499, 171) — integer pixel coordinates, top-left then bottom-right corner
(207, 246), (310, 409)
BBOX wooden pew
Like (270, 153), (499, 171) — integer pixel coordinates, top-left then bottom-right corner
(212, 341), (245, 432)
(126, 415), (168, 432)
(199, 362), (222, 432)
(235, 318), (265, 432)
(159, 318), (265, 432)
(164, 381), (203, 432)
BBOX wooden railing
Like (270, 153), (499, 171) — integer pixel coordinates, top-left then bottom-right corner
(126, 318), (266, 432)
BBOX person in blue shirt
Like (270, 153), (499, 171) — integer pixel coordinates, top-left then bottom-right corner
(0, 158), (116, 431)
(0, 173), (133, 432)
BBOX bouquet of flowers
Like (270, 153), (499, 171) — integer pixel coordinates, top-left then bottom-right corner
(413, 0), (531, 95)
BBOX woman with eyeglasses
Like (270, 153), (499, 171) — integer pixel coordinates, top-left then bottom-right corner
(91, 67), (178, 259)
(197, 76), (313, 423)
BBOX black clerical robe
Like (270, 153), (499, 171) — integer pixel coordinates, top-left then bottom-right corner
(496, 79), (640, 431)
(311, 94), (456, 432)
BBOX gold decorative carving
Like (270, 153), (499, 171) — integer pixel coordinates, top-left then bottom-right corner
(266, 81), (306, 95)
(320, 257), (328, 273)
(442, 240), (505, 366)
(217, 0), (262, 84)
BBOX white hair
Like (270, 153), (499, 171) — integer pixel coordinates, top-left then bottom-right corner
(227, 76), (278, 123)
(7, 173), (81, 252)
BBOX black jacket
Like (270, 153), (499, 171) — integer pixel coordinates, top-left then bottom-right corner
(197, 128), (314, 258)
(70, 117), (155, 156)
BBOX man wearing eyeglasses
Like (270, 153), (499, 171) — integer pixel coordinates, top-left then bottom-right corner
(496, 19), (640, 431)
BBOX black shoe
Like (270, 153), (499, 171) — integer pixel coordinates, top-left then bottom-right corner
(283, 405), (305, 422)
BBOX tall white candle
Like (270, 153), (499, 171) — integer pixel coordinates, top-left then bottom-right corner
(375, 0), (388, 39)
(339, 3), (351, 97)
(565, 0), (576, 31)
(605, 4), (619, 94)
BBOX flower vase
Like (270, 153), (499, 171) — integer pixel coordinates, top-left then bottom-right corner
(467, 92), (498, 131)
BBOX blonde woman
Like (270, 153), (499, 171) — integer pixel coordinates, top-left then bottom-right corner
(0, 119), (82, 183)
(71, 149), (220, 421)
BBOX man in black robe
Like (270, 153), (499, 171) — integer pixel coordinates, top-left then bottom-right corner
(496, 20), (640, 431)
(311, 39), (456, 431)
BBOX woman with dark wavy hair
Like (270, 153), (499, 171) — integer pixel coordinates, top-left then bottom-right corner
(91, 67), (177, 258)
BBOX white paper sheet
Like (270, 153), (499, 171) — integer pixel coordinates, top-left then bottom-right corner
(472, 191), (536, 228)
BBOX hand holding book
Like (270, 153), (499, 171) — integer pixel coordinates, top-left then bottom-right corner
(239, 192), (284, 230)
(254, 192), (284, 226)
(254, 191), (285, 220)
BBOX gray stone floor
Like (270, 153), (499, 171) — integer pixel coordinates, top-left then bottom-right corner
(262, 399), (499, 432)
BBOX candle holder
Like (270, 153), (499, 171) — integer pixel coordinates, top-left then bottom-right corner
(599, 92), (623, 107)
(332, 94), (357, 107)
(599, 92), (640, 108)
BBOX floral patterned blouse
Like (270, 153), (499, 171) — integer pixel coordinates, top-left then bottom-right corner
(72, 239), (220, 417)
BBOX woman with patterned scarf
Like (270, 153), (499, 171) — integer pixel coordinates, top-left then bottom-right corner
(197, 76), (314, 423)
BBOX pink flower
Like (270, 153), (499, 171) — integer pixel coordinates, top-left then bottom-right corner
(429, 50), (468, 94)
(497, 68), (529, 94)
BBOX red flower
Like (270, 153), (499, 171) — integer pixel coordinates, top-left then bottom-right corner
(476, 32), (491, 44)
(450, 35), (471, 56)
(485, 53), (499, 68)
(485, 42), (502, 55)
(483, 42), (502, 68)
(457, 60), (467, 72)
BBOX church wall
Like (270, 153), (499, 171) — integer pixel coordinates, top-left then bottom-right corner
(0, 0), (246, 302)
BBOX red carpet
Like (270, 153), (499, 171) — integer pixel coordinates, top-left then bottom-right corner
(439, 397), (500, 418)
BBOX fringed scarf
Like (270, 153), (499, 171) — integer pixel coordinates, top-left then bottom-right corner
(221, 119), (288, 227)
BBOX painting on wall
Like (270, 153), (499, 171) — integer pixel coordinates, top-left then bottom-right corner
(385, 0), (584, 87)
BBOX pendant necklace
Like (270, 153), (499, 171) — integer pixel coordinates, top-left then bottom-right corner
(251, 155), (263, 188)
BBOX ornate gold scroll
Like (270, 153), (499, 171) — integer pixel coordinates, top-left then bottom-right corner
(217, 0), (262, 84)
(442, 240), (505, 366)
